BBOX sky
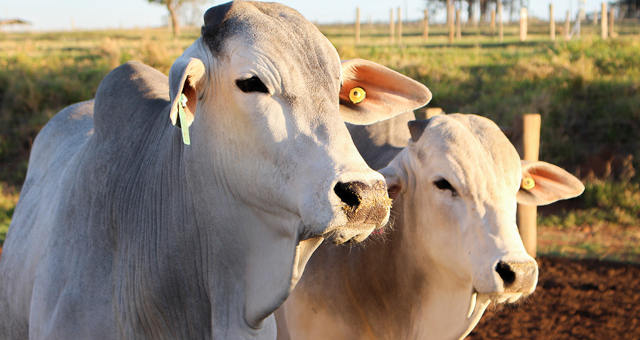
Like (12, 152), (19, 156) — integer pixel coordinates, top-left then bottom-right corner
(2, 1), (609, 31)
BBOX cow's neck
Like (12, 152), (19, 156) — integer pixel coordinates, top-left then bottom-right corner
(106, 108), (218, 338)
(322, 193), (481, 339)
(363, 192), (485, 340)
(183, 138), (303, 338)
(190, 194), (300, 338)
(110, 107), (295, 339)
(393, 193), (484, 339)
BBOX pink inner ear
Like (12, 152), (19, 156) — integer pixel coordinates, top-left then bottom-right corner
(344, 64), (413, 97)
(340, 64), (425, 106)
(339, 59), (432, 125)
(387, 184), (401, 200)
(183, 80), (197, 117)
(519, 161), (585, 206)
(527, 167), (567, 185)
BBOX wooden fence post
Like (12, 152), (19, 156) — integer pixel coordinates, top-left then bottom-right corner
(456, 9), (462, 40)
(498, 0), (504, 42)
(601, 2), (608, 39)
(448, 1), (454, 43)
(397, 7), (402, 44)
(355, 7), (360, 45)
(564, 10), (571, 41)
(520, 7), (528, 41)
(609, 8), (615, 38)
(423, 9), (429, 40)
(576, 8), (584, 39)
(389, 9), (395, 44)
(518, 114), (541, 258)
(490, 9), (496, 36)
(549, 4), (555, 41)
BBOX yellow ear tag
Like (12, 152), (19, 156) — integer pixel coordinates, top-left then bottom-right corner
(349, 87), (366, 104)
(178, 94), (190, 145)
(522, 176), (535, 190)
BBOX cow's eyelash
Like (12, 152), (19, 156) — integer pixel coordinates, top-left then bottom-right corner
(434, 178), (458, 197)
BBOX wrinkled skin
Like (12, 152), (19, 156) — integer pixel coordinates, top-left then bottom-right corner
(278, 114), (584, 340)
(0, 2), (431, 339)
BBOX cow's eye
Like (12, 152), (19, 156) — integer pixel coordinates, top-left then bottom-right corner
(434, 178), (458, 197)
(235, 76), (269, 94)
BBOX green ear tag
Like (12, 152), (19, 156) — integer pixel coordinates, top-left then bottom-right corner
(178, 94), (190, 145)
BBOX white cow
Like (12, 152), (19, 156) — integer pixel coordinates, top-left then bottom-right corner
(0, 2), (432, 339)
(277, 113), (585, 340)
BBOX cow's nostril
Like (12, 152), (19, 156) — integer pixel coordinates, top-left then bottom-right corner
(334, 182), (362, 209)
(495, 261), (516, 287)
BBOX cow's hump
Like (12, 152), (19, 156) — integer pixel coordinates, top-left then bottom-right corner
(93, 61), (170, 139)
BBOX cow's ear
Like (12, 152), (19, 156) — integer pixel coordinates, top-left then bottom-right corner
(517, 160), (585, 206)
(380, 164), (407, 200)
(168, 57), (206, 128)
(167, 1), (231, 128)
(340, 59), (432, 125)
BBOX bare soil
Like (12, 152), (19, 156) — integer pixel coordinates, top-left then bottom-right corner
(468, 257), (640, 339)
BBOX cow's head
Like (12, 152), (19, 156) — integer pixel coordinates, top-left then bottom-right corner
(164, 1), (430, 327)
(381, 114), (583, 332)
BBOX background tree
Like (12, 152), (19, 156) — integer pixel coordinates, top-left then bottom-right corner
(615, 0), (640, 18)
(426, 0), (512, 24)
(424, 0), (464, 22)
(148, 0), (205, 36)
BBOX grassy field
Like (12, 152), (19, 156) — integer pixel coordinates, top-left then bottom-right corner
(1, 20), (639, 261)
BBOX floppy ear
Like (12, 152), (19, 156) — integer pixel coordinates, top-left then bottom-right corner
(380, 164), (407, 200)
(167, 1), (231, 128)
(340, 59), (432, 125)
(168, 57), (206, 128)
(517, 160), (585, 206)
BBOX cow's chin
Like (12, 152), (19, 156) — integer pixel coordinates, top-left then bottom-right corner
(322, 223), (377, 244)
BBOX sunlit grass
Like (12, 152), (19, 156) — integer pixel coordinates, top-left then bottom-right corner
(0, 186), (18, 247)
(1, 23), (639, 260)
(538, 223), (640, 263)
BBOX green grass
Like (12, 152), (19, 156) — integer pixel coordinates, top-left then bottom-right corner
(0, 28), (200, 184)
(537, 179), (640, 262)
(2, 24), (640, 184)
(0, 186), (18, 246)
(540, 180), (640, 228)
(1, 22), (640, 257)
(538, 221), (640, 263)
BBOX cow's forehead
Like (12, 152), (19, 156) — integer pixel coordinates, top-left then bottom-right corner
(202, 1), (341, 87)
(417, 114), (521, 197)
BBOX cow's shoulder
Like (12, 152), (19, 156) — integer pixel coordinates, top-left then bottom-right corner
(94, 61), (170, 139)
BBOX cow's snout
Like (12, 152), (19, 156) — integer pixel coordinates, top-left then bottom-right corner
(334, 180), (390, 226)
(495, 260), (538, 294)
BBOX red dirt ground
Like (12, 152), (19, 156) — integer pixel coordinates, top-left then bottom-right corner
(468, 256), (640, 339)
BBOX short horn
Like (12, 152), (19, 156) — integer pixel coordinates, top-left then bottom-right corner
(408, 119), (432, 142)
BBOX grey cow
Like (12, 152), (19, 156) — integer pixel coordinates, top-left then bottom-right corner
(0, 2), (431, 339)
